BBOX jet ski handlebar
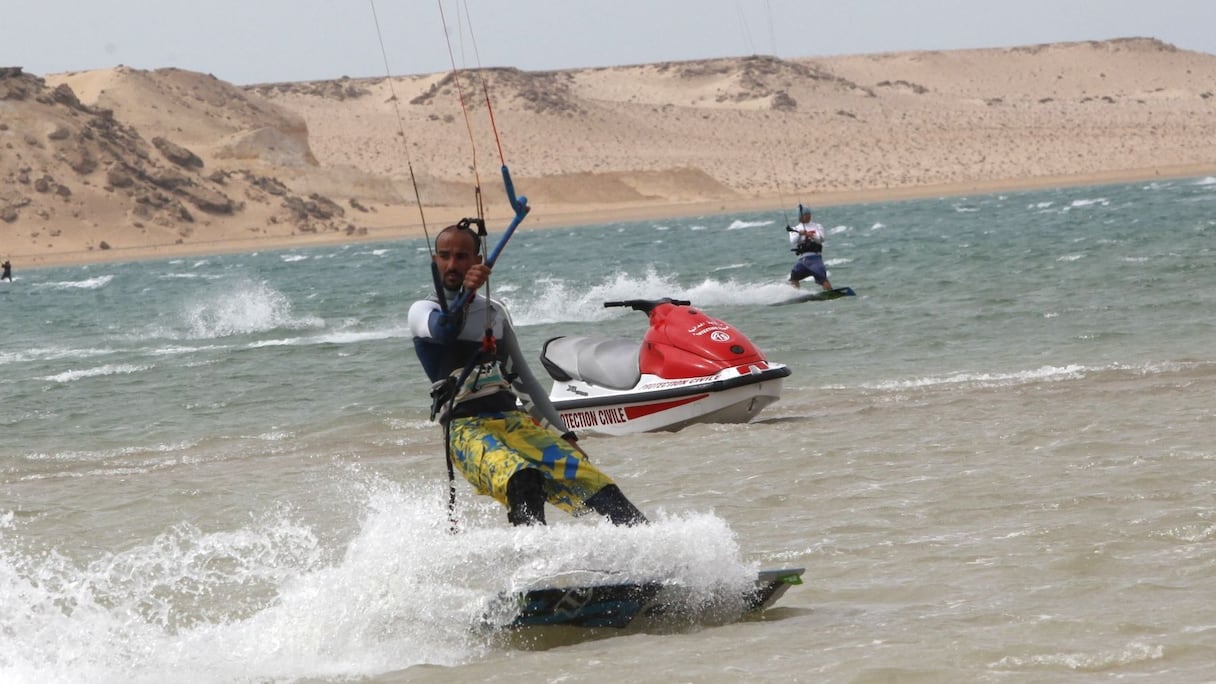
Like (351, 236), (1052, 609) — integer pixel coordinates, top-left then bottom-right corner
(602, 298), (692, 313)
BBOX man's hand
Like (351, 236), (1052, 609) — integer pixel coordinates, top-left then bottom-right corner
(463, 263), (491, 292)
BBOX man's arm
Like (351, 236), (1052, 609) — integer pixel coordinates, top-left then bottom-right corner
(498, 313), (569, 434)
(408, 299), (454, 382)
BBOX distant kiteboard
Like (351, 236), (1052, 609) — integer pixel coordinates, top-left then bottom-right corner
(772, 286), (856, 305)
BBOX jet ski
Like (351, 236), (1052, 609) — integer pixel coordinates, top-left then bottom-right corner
(539, 298), (791, 435)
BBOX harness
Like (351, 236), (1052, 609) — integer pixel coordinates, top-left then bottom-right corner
(428, 348), (515, 423)
(791, 222), (824, 255)
(794, 240), (823, 255)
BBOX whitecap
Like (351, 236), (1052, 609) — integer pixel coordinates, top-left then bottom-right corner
(181, 280), (324, 339)
(726, 219), (774, 230)
(44, 363), (152, 383)
(37, 274), (114, 290)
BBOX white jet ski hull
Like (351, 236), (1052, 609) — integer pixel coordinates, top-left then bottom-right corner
(549, 363), (789, 436)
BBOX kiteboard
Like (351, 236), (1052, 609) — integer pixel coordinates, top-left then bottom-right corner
(772, 286), (855, 306)
(500, 567), (805, 629)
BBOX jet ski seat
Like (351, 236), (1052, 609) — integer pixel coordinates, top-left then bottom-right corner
(540, 336), (642, 390)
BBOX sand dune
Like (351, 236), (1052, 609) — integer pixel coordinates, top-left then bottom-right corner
(3, 37), (1215, 268)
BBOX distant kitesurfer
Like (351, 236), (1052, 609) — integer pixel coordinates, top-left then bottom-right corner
(1, 259), (11, 282)
(786, 205), (832, 290)
(408, 223), (648, 527)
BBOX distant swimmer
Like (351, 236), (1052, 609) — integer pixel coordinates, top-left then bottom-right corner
(785, 205), (832, 290)
(1, 260), (11, 282)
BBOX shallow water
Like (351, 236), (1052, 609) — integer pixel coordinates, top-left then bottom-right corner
(3, 177), (1215, 682)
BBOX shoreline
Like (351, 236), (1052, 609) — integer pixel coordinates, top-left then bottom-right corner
(16, 163), (1216, 271)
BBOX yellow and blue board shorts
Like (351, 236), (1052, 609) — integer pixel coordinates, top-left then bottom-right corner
(448, 411), (615, 514)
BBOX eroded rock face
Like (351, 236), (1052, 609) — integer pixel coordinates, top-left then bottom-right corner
(152, 136), (204, 169)
(1, 66), (354, 249)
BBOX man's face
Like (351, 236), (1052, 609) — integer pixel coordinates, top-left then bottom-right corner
(433, 229), (481, 290)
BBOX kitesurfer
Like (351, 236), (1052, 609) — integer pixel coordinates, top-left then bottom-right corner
(786, 205), (832, 290)
(408, 223), (648, 527)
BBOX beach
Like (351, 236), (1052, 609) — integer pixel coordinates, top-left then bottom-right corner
(4, 37), (1216, 269)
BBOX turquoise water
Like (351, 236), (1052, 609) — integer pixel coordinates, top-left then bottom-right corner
(3, 176), (1215, 682)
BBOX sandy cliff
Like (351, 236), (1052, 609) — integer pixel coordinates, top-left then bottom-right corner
(2, 37), (1214, 266)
